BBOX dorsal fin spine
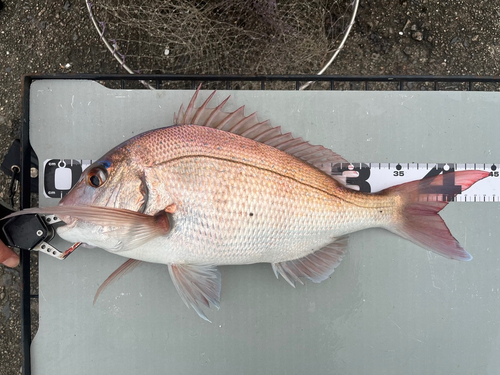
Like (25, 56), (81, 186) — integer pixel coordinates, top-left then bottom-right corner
(264, 133), (293, 147)
(308, 156), (331, 164)
(174, 104), (184, 124)
(252, 124), (280, 142)
(277, 138), (305, 151)
(218, 106), (245, 130)
(204, 96), (230, 128)
(183, 87), (200, 124)
(294, 145), (324, 158)
(228, 112), (258, 133)
(192, 90), (217, 124)
(285, 143), (311, 154)
(283, 142), (309, 153)
(245, 121), (278, 140)
(240, 121), (267, 137)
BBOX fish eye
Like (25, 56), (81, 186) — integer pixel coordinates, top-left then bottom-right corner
(87, 167), (108, 188)
(89, 175), (101, 187)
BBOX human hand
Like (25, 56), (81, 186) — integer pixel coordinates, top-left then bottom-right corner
(0, 240), (19, 267)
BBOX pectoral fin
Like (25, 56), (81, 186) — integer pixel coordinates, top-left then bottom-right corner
(272, 237), (348, 287)
(168, 264), (221, 322)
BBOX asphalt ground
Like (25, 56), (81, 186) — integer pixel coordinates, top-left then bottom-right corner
(0, 0), (499, 374)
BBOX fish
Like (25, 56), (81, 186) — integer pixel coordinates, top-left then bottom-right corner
(7, 88), (489, 321)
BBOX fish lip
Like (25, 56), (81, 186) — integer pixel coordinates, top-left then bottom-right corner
(56, 221), (92, 248)
(54, 204), (80, 226)
(58, 216), (78, 227)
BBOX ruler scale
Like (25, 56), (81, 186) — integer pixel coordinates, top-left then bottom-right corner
(43, 159), (499, 202)
(332, 162), (499, 202)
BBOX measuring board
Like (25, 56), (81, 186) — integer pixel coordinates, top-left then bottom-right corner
(43, 159), (499, 202)
(29, 83), (500, 375)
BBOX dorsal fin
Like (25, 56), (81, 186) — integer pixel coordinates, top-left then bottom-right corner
(174, 86), (350, 184)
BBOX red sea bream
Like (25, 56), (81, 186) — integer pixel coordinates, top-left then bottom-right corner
(9, 89), (489, 320)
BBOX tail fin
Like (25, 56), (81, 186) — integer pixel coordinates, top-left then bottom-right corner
(383, 170), (489, 261)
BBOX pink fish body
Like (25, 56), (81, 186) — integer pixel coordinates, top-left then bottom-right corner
(10, 89), (489, 320)
(61, 124), (391, 264)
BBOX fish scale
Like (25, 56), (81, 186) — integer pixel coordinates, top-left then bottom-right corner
(134, 129), (390, 265)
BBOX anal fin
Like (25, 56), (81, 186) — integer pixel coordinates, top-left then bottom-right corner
(168, 264), (221, 322)
(272, 237), (348, 287)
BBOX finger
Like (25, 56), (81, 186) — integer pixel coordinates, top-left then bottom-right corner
(0, 241), (19, 267)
